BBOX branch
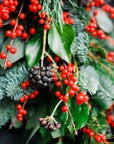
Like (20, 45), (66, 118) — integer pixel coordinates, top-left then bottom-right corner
(41, 29), (47, 67)
(88, 51), (114, 77)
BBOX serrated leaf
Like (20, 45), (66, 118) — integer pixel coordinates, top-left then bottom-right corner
(0, 28), (4, 50)
(48, 24), (75, 64)
(79, 66), (99, 94)
(0, 38), (25, 67)
(96, 10), (113, 33)
(25, 31), (43, 68)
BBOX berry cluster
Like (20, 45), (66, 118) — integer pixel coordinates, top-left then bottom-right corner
(29, 65), (53, 89)
(29, 0), (51, 30)
(63, 12), (74, 25)
(106, 52), (114, 63)
(101, 4), (114, 19)
(0, 0), (18, 27)
(52, 63), (89, 112)
(107, 115), (114, 127)
(38, 117), (61, 132)
(16, 80), (39, 121)
(82, 127), (107, 143)
(85, 13), (106, 39)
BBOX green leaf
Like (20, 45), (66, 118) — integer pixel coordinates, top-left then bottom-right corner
(25, 30), (43, 68)
(96, 10), (113, 33)
(51, 129), (62, 138)
(48, 24), (75, 63)
(0, 38), (25, 67)
(26, 123), (40, 144)
(90, 47), (106, 59)
(0, 28), (4, 50)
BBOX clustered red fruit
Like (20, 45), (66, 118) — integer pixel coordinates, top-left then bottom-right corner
(85, 14), (106, 39)
(38, 117), (61, 132)
(106, 51), (114, 62)
(29, 65), (53, 89)
(82, 128), (107, 143)
(16, 80), (39, 121)
(63, 12), (74, 25)
(52, 63), (89, 112)
(0, 0), (19, 28)
(107, 103), (114, 127)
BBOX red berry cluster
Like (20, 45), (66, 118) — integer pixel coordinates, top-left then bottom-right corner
(52, 63), (89, 112)
(85, 13), (106, 39)
(89, 0), (105, 7)
(106, 52), (114, 63)
(63, 12), (74, 25)
(0, 0), (18, 27)
(101, 4), (114, 19)
(29, 0), (51, 30)
(82, 128), (107, 143)
(16, 80), (39, 121)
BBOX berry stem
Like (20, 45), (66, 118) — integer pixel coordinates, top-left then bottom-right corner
(88, 51), (114, 77)
(41, 29), (47, 67)
(4, 1), (25, 69)
(50, 100), (63, 118)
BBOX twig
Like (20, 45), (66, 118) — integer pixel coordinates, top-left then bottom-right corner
(88, 51), (114, 77)
(4, 1), (25, 69)
(41, 29), (47, 67)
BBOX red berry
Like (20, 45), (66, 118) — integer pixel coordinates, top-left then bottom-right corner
(71, 84), (80, 92)
(90, 17), (96, 22)
(47, 56), (51, 62)
(10, 32), (17, 39)
(109, 52), (114, 57)
(40, 12), (47, 18)
(86, 128), (90, 133)
(71, 76), (77, 82)
(110, 13), (114, 18)
(94, 10), (99, 15)
(6, 30), (11, 37)
(55, 91), (61, 97)
(101, 135), (107, 141)
(17, 113), (23, 118)
(59, 65), (65, 71)
(92, 31), (97, 37)
(30, 28), (36, 34)
(106, 56), (113, 62)
(63, 95), (68, 102)
(25, 80), (30, 86)
(34, 90), (39, 95)
(23, 110), (27, 115)
(89, 131), (95, 137)
(95, 135), (101, 142)
(45, 17), (51, 23)
(19, 97), (25, 103)
(68, 80), (74, 87)
(10, 47), (17, 54)
(54, 56), (60, 62)
(80, 91), (86, 96)
(10, 19), (16, 26)
(60, 73), (66, 79)
(62, 105), (68, 112)
(99, 33), (106, 39)
(84, 95), (89, 102)
(6, 45), (11, 50)
(19, 13), (25, 19)
(19, 109), (24, 114)
(0, 53), (7, 59)
(16, 104), (22, 110)
(56, 81), (62, 87)
(3, 0), (9, 6)
(21, 83), (27, 88)
(85, 26), (90, 32)
(76, 94), (84, 102)
(22, 32), (28, 39)
(68, 89), (75, 97)
(53, 76), (58, 81)
(30, 93), (35, 99)
(24, 95), (29, 100)
(9, 5), (16, 12)
(39, 19), (45, 25)
(97, 29), (104, 35)
(44, 23), (51, 30)
(64, 79), (69, 85)
(6, 61), (12, 67)
(2, 13), (9, 20)
(59, 95), (63, 100)
(16, 30), (22, 37)
(17, 25), (24, 31)
(18, 117), (23, 121)
(37, 4), (42, 11)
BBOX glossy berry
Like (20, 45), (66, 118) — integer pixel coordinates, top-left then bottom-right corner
(101, 135), (107, 141)
(17, 113), (23, 118)
(34, 90), (39, 95)
(54, 56), (60, 62)
(95, 135), (101, 142)
(0, 53), (7, 59)
(89, 131), (94, 137)
(6, 45), (11, 50)
(68, 89), (75, 97)
(19, 97), (25, 103)
(59, 65), (65, 71)
(30, 28), (36, 34)
(39, 19), (45, 24)
(107, 56), (113, 62)
(24, 95), (29, 100)
(44, 24), (51, 30)
(37, 4), (42, 11)
(10, 32), (17, 39)
(23, 110), (27, 115)
(59, 95), (63, 100)
(6, 30), (11, 37)
(55, 91), (61, 97)
(62, 105), (68, 112)
(22, 32), (28, 39)
(16, 104), (22, 110)
(56, 81), (62, 87)
(17, 25), (24, 31)
(10, 47), (17, 54)
(19, 13), (25, 19)
(30, 93), (35, 99)
(21, 83), (27, 88)
(64, 79), (69, 85)
(18, 117), (23, 121)
(63, 95), (68, 102)
(16, 30), (22, 37)
(10, 19), (16, 26)
(6, 61), (12, 67)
